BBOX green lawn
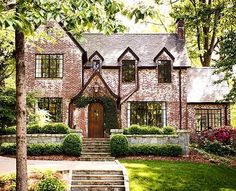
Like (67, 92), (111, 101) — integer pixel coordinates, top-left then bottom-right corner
(120, 160), (236, 191)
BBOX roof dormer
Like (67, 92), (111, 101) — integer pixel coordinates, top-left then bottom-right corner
(117, 47), (139, 62)
(154, 47), (175, 63)
(89, 51), (104, 71)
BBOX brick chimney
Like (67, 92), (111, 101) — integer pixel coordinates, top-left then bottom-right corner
(176, 19), (185, 41)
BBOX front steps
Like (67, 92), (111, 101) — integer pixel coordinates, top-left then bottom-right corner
(80, 138), (115, 161)
(70, 170), (125, 191)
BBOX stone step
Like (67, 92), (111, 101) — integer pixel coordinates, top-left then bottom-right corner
(83, 142), (110, 146)
(83, 138), (110, 141)
(82, 148), (110, 152)
(71, 180), (124, 185)
(82, 145), (110, 150)
(81, 152), (111, 157)
(79, 157), (115, 161)
(71, 185), (125, 191)
(72, 170), (122, 175)
(72, 175), (124, 181)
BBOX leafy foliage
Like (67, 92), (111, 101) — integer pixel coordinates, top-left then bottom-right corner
(36, 176), (66, 191)
(0, 143), (63, 156)
(110, 134), (129, 156)
(128, 144), (182, 157)
(171, 0), (236, 66)
(123, 125), (176, 135)
(62, 133), (82, 156)
(75, 96), (118, 133)
(0, 123), (70, 135)
(214, 31), (236, 103)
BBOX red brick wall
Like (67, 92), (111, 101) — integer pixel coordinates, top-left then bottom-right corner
(25, 22), (83, 123)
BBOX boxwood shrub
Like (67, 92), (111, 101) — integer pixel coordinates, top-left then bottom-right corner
(0, 143), (63, 155)
(110, 134), (129, 156)
(36, 176), (66, 191)
(62, 133), (82, 156)
(0, 123), (70, 135)
(128, 144), (182, 157)
(123, 125), (176, 135)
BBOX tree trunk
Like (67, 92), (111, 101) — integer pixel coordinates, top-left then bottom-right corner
(15, 29), (28, 191)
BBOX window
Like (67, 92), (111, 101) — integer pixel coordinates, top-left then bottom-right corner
(35, 54), (63, 78)
(128, 102), (166, 127)
(122, 60), (135, 83)
(38, 97), (62, 122)
(158, 60), (171, 83)
(92, 60), (100, 71)
(195, 109), (222, 132)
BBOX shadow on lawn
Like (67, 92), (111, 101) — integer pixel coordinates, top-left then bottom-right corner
(121, 160), (236, 191)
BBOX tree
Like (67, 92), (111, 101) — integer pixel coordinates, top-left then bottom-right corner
(0, 0), (155, 190)
(0, 30), (14, 89)
(214, 31), (236, 102)
(171, 0), (236, 66)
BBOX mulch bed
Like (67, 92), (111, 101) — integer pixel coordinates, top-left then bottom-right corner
(3, 149), (236, 167)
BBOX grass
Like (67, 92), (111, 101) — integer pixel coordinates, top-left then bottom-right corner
(120, 160), (236, 191)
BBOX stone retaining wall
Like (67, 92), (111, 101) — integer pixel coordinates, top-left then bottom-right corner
(110, 129), (190, 155)
(0, 134), (67, 144)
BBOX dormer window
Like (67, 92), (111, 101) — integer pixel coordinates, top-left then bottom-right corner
(158, 60), (171, 83)
(89, 51), (104, 72)
(122, 60), (135, 83)
(154, 47), (174, 84)
(92, 59), (100, 71)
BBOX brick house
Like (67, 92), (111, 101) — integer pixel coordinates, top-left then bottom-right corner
(25, 21), (230, 138)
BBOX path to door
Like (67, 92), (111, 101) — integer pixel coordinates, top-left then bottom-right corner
(0, 156), (121, 174)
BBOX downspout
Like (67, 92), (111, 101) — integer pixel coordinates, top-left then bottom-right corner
(179, 68), (182, 129)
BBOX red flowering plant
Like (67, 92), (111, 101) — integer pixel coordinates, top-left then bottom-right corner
(199, 126), (236, 149)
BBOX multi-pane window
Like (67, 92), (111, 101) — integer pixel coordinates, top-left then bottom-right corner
(195, 109), (222, 132)
(122, 60), (135, 83)
(158, 60), (171, 83)
(38, 97), (62, 122)
(92, 60), (101, 71)
(35, 54), (63, 78)
(128, 102), (166, 127)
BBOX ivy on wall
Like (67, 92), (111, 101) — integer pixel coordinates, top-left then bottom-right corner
(75, 96), (119, 133)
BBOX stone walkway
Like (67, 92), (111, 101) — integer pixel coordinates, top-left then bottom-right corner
(0, 156), (121, 175)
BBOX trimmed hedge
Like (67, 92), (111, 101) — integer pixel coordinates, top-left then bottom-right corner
(0, 123), (70, 135)
(110, 134), (129, 156)
(62, 133), (82, 156)
(0, 143), (63, 155)
(128, 144), (182, 157)
(123, 125), (176, 135)
(204, 141), (235, 156)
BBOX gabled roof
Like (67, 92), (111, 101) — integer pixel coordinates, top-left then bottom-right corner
(153, 47), (175, 62)
(80, 33), (191, 68)
(71, 71), (118, 102)
(89, 51), (104, 62)
(187, 68), (230, 103)
(117, 47), (139, 62)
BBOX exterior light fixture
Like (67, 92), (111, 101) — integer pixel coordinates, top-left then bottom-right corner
(93, 82), (100, 93)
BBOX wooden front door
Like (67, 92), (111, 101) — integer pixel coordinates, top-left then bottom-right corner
(88, 103), (104, 138)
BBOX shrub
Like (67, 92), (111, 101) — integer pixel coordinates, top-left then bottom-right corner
(62, 133), (82, 156)
(128, 144), (182, 157)
(163, 126), (176, 135)
(0, 143), (16, 155)
(0, 173), (16, 191)
(0, 123), (69, 135)
(43, 123), (69, 134)
(110, 134), (129, 156)
(0, 143), (63, 156)
(0, 126), (16, 135)
(203, 141), (235, 156)
(27, 124), (43, 134)
(123, 125), (164, 135)
(36, 176), (66, 191)
(27, 143), (63, 156)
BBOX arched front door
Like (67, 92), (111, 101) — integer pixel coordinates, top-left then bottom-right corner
(88, 103), (104, 138)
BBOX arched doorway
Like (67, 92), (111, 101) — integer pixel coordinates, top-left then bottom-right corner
(88, 103), (104, 138)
